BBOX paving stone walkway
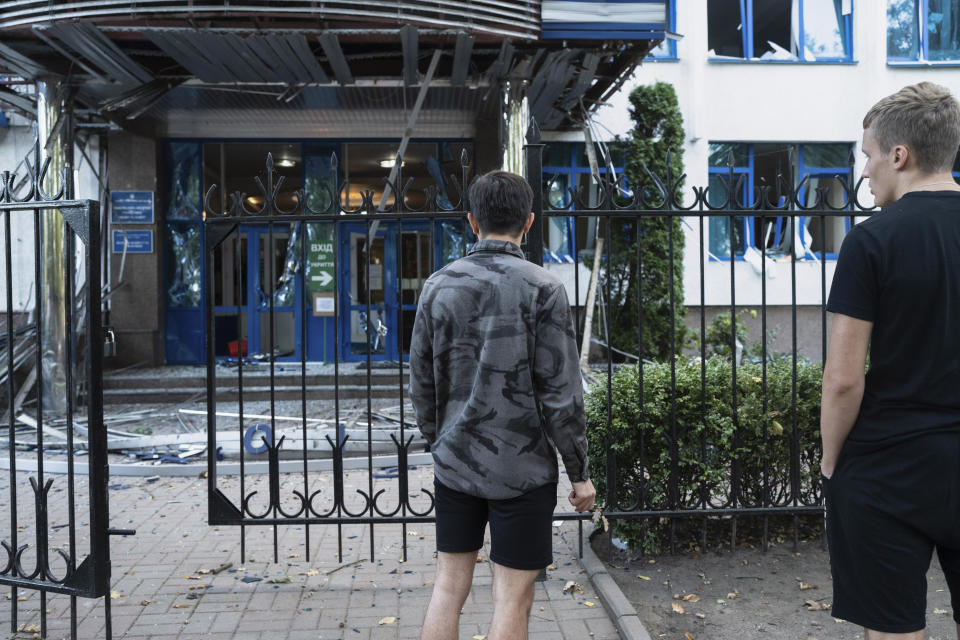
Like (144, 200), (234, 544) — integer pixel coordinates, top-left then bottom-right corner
(2, 466), (620, 639)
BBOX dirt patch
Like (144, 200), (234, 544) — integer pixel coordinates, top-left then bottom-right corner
(594, 536), (956, 640)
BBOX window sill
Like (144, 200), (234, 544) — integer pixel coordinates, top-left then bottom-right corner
(708, 58), (856, 65)
(644, 56), (680, 63)
(887, 60), (960, 67)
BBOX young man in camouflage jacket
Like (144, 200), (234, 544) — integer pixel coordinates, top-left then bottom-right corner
(410, 170), (595, 640)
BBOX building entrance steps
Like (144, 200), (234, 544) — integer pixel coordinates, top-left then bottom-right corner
(1, 466), (625, 639)
(103, 363), (409, 404)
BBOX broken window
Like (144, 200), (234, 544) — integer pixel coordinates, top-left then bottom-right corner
(708, 142), (854, 261)
(890, 0), (960, 61)
(708, 0), (852, 61)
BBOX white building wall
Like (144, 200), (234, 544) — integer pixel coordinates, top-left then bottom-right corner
(597, 0), (960, 307)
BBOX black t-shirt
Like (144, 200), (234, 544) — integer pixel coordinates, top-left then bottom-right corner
(827, 191), (960, 448)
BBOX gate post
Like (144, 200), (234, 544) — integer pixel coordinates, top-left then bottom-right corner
(523, 118), (544, 266)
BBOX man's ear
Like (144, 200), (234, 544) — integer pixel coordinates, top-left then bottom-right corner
(522, 211), (535, 233)
(891, 144), (910, 171)
(467, 212), (481, 236)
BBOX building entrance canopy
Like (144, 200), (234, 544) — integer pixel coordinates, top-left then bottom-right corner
(0, 2), (670, 136)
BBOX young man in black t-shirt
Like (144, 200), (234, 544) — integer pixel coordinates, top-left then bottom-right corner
(822, 82), (960, 639)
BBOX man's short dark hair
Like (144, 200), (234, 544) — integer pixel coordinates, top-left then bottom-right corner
(468, 171), (533, 235)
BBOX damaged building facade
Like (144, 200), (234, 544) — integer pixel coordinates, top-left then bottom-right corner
(0, 1), (672, 366)
(597, 0), (960, 358)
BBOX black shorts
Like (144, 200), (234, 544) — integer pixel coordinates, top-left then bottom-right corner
(824, 432), (960, 633)
(433, 479), (557, 571)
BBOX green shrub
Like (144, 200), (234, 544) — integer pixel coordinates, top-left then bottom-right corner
(585, 356), (823, 554)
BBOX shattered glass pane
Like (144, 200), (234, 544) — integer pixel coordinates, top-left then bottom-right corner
(267, 223), (301, 307)
(888, 0), (920, 58)
(707, 174), (746, 257)
(166, 142), (202, 221)
(803, 0), (847, 58)
(709, 143), (750, 168)
(167, 225), (202, 307)
(928, 0), (960, 60)
(546, 217), (573, 263)
(708, 0), (746, 57)
(804, 143), (851, 169)
(304, 145), (337, 213)
(438, 220), (473, 266)
(753, 0), (796, 59)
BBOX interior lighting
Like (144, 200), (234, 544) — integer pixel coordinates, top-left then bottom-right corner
(379, 159), (405, 168)
(276, 158), (296, 168)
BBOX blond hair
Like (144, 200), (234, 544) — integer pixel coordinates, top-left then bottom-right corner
(863, 82), (960, 173)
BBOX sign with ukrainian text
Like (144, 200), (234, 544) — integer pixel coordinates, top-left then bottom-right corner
(112, 229), (153, 254)
(110, 191), (155, 224)
(306, 223), (335, 295)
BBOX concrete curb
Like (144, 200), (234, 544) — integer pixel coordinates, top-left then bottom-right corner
(580, 525), (654, 640)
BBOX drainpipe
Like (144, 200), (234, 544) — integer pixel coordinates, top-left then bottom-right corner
(36, 79), (69, 413)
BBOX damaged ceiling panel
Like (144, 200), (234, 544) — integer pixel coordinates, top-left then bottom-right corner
(39, 23), (153, 85)
(145, 31), (329, 84)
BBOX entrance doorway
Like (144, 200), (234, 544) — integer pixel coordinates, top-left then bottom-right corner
(340, 222), (432, 362)
(212, 225), (302, 360)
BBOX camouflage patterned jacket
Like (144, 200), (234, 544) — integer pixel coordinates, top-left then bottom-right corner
(408, 238), (589, 500)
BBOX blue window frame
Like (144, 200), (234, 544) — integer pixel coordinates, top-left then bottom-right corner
(646, 0), (679, 60)
(708, 142), (854, 261)
(708, 0), (854, 62)
(542, 141), (625, 262)
(888, 0), (960, 62)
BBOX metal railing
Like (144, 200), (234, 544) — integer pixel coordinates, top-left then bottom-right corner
(202, 123), (874, 564)
(0, 143), (124, 639)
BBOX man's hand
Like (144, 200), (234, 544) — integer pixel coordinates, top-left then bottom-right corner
(568, 479), (596, 512)
(820, 457), (836, 480)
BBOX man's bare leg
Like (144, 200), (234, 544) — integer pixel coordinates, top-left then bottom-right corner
(421, 551), (478, 640)
(488, 562), (539, 640)
(864, 628), (924, 640)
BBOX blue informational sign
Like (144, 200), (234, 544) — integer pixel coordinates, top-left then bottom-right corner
(110, 191), (155, 224)
(112, 229), (153, 254)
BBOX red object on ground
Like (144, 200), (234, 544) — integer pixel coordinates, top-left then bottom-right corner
(228, 340), (247, 357)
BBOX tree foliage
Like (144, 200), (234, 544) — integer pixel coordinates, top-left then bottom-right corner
(598, 81), (688, 361)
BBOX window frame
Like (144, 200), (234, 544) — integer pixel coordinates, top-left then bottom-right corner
(887, 0), (960, 64)
(543, 142), (625, 263)
(709, 0), (855, 64)
(707, 142), (854, 262)
(646, 0), (679, 61)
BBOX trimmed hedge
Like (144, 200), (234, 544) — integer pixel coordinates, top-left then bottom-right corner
(585, 356), (823, 554)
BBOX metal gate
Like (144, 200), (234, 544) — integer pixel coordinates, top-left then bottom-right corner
(203, 124), (872, 563)
(0, 142), (129, 639)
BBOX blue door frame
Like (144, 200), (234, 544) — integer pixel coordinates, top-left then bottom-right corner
(213, 224), (302, 362)
(338, 221), (430, 363)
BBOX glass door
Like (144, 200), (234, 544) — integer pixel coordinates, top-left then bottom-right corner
(212, 225), (301, 360)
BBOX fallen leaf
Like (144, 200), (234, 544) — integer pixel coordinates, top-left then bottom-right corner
(682, 594), (700, 603)
(211, 563), (232, 574)
(685, 633), (696, 640)
(695, 613), (706, 619)
(671, 602), (685, 614)
(377, 617), (397, 625)
(476, 556), (485, 563)
(933, 608), (949, 615)
(140, 600), (152, 606)
(303, 569), (319, 577)
(407, 531), (418, 536)
(563, 581), (577, 594)
(583, 601), (595, 607)
(172, 603), (193, 609)
(800, 583), (818, 590)
(268, 576), (291, 584)
(197, 569), (211, 575)
(636, 575), (651, 581)
(110, 591), (123, 599)
(17, 596), (27, 602)
(547, 565), (556, 571)
(288, 554), (300, 559)
(716, 599), (726, 605)
(472, 636), (486, 640)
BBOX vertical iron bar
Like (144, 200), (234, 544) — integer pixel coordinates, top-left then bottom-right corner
(333, 219), (342, 562)
(667, 210), (678, 556)
(237, 227), (246, 564)
(698, 208), (707, 552)
(300, 222), (310, 561)
(761, 214), (769, 553)
(365, 216), (374, 561)
(728, 162), (739, 552)
(65, 221), (78, 639)
(5, 208), (16, 635)
(603, 214), (614, 557)
(397, 217), (408, 561)
(32, 205), (46, 634)
(637, 212), (647, 553)
(790, 212), (800, 552)
(268, 221), (278, 563)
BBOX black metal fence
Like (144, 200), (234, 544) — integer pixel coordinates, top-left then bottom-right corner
(0, 143), (125, 639)
(202, 123), (874, 564)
